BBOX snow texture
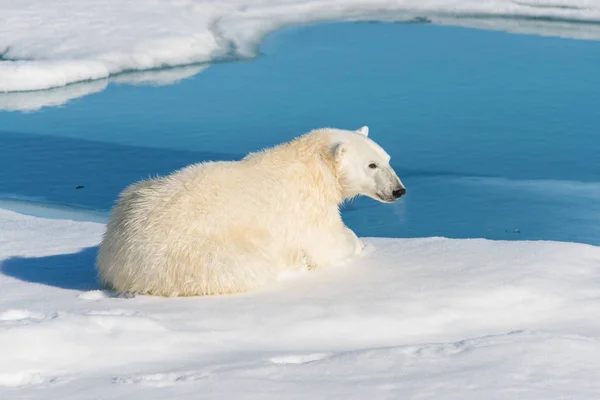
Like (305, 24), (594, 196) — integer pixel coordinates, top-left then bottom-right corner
(1, 207), (600, 398)
(2, 0), (600, 92)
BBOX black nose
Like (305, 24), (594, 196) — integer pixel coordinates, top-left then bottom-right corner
(392, 187), (406, 199)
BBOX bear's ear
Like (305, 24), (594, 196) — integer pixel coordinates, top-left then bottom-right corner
(331, 142), (346, 163)
(356, 126), (369, 137)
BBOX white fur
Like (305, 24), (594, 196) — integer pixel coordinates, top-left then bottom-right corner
(96, 127), (404, 296)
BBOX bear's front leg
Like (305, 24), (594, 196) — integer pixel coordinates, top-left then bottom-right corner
(344, 226), (366, 257)
(304, 224), (365, 268)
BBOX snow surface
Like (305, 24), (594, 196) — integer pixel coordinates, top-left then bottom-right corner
(0, 64), (208, 111)
(2, 0), (600, 92)
(1, 207), (600, 399)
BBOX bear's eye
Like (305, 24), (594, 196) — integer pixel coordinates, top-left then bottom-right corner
(368, 163), (377, 169)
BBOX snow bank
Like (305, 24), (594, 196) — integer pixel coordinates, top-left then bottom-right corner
(1, 208), (600, 398)
(2, 0), (600, 92)
(0, 64), (208, 111)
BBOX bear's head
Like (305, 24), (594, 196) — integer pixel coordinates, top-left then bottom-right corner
(330, 126), (406, 203)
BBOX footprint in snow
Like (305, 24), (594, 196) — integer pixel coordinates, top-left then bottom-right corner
(0, 371), (60, 388)
(0, 309), (57, 325)
(269, 353), (331, 365)
(85, 309), (141, 317)
(113, 371), (210, 387)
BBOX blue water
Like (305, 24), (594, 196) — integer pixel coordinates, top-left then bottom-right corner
(1, 23), (599, 244)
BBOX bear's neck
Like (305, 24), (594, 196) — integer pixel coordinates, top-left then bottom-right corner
(299, 133), (345, 206)
(245, 132), (346, 206)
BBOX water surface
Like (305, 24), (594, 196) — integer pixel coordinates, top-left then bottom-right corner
(1, 23), (599, 244)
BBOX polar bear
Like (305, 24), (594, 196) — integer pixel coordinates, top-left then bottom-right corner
(96, 126), (405, 296)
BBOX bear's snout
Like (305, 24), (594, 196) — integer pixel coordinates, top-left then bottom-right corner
(392, 187), (406, 199)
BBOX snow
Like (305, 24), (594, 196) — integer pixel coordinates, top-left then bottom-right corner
(0, 64), (208, 111)
(1, 208), (600, 398)
(2, 0), (600, 92)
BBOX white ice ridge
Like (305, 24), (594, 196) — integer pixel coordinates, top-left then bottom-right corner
(2, 0), (600, 93)
(0, 65), (208, 111)
(1, 207), (600, 398)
